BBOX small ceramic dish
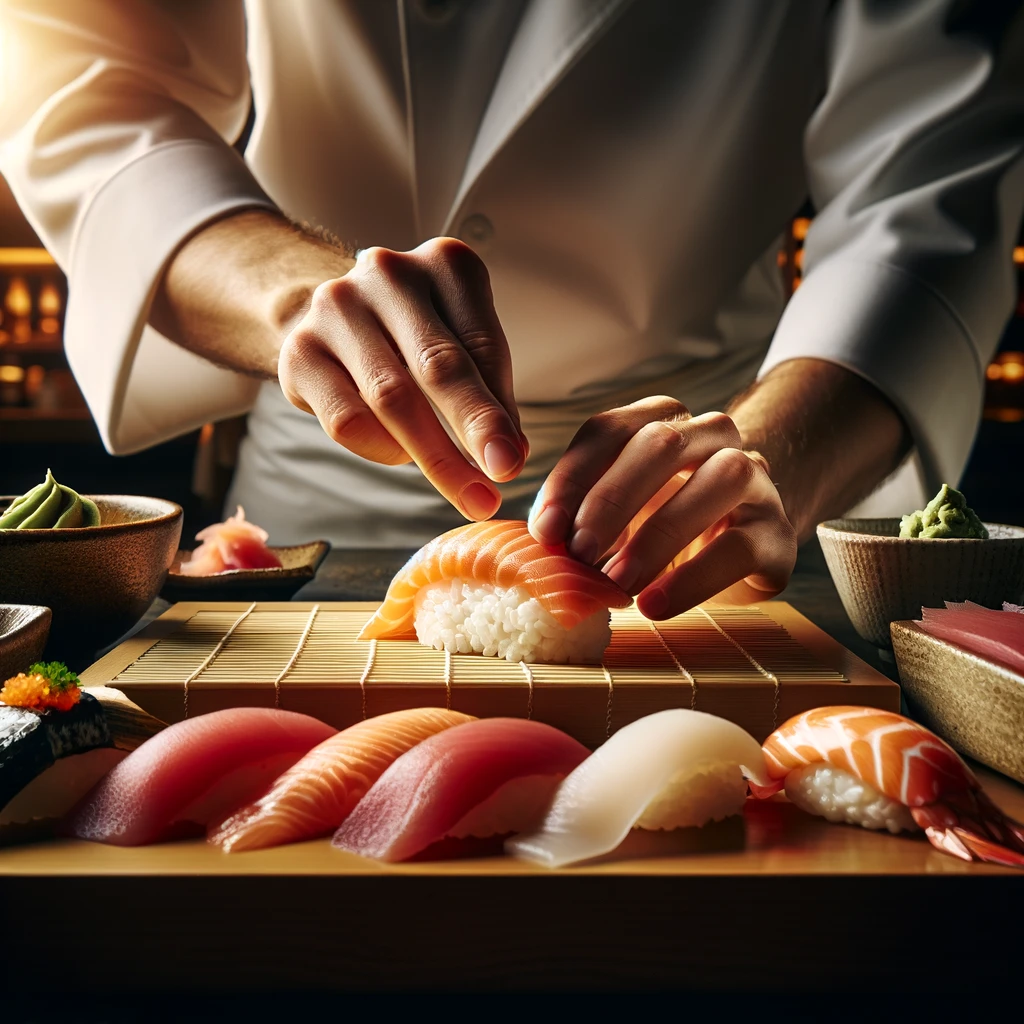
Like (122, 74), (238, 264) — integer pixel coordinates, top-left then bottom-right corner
(0, 605), (52, 681)
(0, 496), (182, 668)
(891, 619), (1024, 784)
(817, 518), (1024, 648)
(161, 540), (331, 603)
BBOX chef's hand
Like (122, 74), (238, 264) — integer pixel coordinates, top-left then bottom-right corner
(528, 396), (797, 618)
(277, 237), (527, 522)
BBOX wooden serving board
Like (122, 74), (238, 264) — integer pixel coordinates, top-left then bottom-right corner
(81, 600), (899, 745)
(2, 767), (1020, 993)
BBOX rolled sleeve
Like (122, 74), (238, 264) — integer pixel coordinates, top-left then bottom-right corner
(66, 139), (275, 453)
(759, 258), (982, 495)
(759, 0), (1024, 499)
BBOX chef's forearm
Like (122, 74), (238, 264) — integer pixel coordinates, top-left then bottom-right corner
(729, 359), (911, 542)
(149, 209), (356, 377)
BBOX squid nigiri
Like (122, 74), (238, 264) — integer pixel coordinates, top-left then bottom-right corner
(753, 706), (1024, 868)
(209, 708), (475, 852)
(507, 709), (770, 868)
(180, 506), (282, 576)
(358, 520), (631, 663)
(67, 708), (335, 845)
(332, 718), (589, 861)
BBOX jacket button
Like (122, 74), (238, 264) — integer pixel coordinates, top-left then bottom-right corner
(459, 214), (493, 246)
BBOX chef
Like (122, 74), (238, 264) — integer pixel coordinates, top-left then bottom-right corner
(2, 1), (1022, 618)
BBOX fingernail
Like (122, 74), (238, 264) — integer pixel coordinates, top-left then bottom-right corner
(483, 438), (522, 480)
(459, 481), (499, 521)
(532, 504), (570, 544)
(605, 554), (641, 592)
(569, 527), (599, 565)
(640, 588), (669, 620)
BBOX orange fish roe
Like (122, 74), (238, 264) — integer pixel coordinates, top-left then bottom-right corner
(0, 672), (81, 711)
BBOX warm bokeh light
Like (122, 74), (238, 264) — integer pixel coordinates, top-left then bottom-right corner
(1014, 246), (1024, 265)
(4, 276), (31, 317)
(0, 248), (55, 267)
(38, 281), (61, 315)
(793, 218), (810, 241)
(0, 364), (25, 384)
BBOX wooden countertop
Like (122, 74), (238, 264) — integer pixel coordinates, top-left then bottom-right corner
(4, 544), (1021, 993)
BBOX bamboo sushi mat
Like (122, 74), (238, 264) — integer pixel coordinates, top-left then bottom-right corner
(82, 601), (900, 745)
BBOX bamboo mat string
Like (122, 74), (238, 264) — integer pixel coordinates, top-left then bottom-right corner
(521, 661), (534, 719)
(181, 602), (257, 718)
(602, 664), (614, 739)
(271, 605), (320, 708)
(444, 649), (453, 711)
(647, 621), (698, 710)
(698, 606), (781, 727)
(358, 639), (377, 720)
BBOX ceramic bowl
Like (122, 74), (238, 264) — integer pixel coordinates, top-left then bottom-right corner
(891, 619), (1024, 784)
(0, 496), (182, 668)
(0, 605), (51, 681)
(817, 518), (1024, 648)
(161, 540), (331, 603)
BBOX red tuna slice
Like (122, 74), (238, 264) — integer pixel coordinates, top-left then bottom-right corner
(67, 708), (336, 845)
(918, 603), (1024, 677)
(332, 718), (589, 862)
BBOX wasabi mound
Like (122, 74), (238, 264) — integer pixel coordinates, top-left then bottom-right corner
(0, 469), (100, 529)
(899, 484), (987, 539)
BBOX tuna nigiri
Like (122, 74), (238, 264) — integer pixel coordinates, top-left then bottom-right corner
(180, 506), (282, 576)
(508, 709), (771, 868)
(209, 708), (475, 853)
(67, 708), (335, 845)
(332, 718), (590, 861)
(358, 520), (631, 663)
(753, 706), (1024, 868)
(916, 601), (1024, 677)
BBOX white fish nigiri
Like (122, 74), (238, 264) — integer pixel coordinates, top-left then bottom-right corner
(507, 709), (771, 868)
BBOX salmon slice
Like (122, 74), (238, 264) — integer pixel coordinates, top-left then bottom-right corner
(209, 708), (475, 853)
(358, 520), (631, 640)
(332, 718), (590, 862)
(66, 708), (335, 845)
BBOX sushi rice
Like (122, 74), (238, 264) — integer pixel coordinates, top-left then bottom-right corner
(414, 579), (611, 664)
(784, 763), (916, 834)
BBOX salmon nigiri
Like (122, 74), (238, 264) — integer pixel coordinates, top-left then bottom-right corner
(358, 520), (631, 663)
(180, 506), (282, 576)
(209, 708), (474, 853)
(752, 706), (1024, 868)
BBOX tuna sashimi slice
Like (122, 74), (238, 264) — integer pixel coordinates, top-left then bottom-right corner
(209, 708), (475, 852)
(67, 708), (335, 845)
(331, 718), (589, 862)
(918, 602), (1024, 677)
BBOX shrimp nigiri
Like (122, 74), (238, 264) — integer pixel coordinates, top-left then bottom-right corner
(358, 520), (631, 664)
(753, 706), (1024, 868)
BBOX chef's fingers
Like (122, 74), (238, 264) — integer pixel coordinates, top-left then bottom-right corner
(529, 396), (692, 548)
(604, 448), (793, 596)
(278, 329), (410, 466)
(284, 280), (501, 521)
(568, 411), (742, 565)
(415, 237), (527, 448)
(353, 244), (526, 483)
(635, 513), (796, 619)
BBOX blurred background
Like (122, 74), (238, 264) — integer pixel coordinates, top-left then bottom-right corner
(1, 175), (1022, 540)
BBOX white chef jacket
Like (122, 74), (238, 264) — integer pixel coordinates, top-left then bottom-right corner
(1, 0), (1022, 545)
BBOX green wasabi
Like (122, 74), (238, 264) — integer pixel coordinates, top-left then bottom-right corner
(899, 483), (987, 539)
(0, 469), (101, 530)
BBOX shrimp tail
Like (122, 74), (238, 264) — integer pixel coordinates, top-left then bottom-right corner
(912, 790), (1024, 869)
